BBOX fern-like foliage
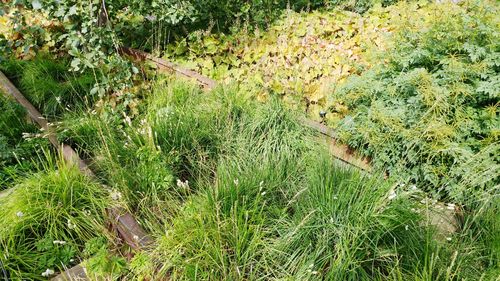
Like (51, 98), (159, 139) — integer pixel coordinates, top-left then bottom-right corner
(331, 1), (499, 203)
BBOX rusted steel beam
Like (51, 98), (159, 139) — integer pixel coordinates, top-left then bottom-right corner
(51, 265), (88, 281)
(109, 208), (154, 250)
(0, 71), (93, 175)
(0, 70), (152, 280)
(0, 71), (58, 147)
(120, 47), (217, 90)
(0, 188), (13, 200)
(122, 48), (372, 172)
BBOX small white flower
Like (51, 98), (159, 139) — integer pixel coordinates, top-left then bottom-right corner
(311, 271), (319, 275)
(261, 191), (267, 196)
(446, 237), (452, 241)
(388, 191), (397, 200)
(41, 269), (55, 277)
(405, 225), (409, 231)
(16, 211), (24, 218)
(145, 14), (157, 22)
(67, 219), (76, 229)
(333, 196), (338, 200)
(70, 259), (74, 263)
(53, 240), (66, 245)
(55, 96), (61, 103)
(176, 179), (189, 189)
(233, 179), (239, 186)
(446, 203), (455, 210)
(110, 190), (123, 201)
(410, 185), (417, 191)
(133, 235), (139, 241)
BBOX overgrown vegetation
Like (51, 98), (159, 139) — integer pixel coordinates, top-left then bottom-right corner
(0, 158), (112, 279)
(0, 0), (498, 279)
(0, 55), (96, 118)
(163, 0), (499, 202)
(331, 0), (499, 202)
(0, 94), (50, 189)
(55, 79), (499, 279)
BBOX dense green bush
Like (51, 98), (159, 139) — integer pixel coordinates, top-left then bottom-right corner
(331, 1), (499, 202)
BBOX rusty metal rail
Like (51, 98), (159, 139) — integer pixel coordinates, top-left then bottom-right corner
(0, 71), (152, 280)
(121, 48), (372, 172)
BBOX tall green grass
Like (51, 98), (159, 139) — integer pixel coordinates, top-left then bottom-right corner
(0, 156), (112, 280)
(54, 77), (499, 280)
(0, 95), (51, 189)
(0, 55), (96, 118)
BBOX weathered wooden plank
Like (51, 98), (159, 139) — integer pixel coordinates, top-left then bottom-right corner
(317, 134), (371, 172)
(0, 71), (59, 148)
(0, 188), (14, 200)
(122, 49), (372, 172)
(120, 47), (217, 90)
(51, 265), (88, 281)
(109, 208), (154, 250)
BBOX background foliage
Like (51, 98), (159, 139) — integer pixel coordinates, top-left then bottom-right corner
(331, 0), (499, 202)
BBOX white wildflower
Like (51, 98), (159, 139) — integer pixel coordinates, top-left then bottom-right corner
(446, 203), (455, 210)
(311, 271), (319, 275)
(405, 225), (409, 231)
(133, 235), (139, 241)
(261, 191), (267, 196)
(41, 269), (54, 277)
(110, 190), (123, 201)
(333, 196), (338, 200)
(67, 219), (76, 229)
(53, 240), (66, 245)
(233, 179), (239, 186)
(388, 191), (397, 200)
(176, 179), (189, 189)
(446, 237), (452, 241)
(145, 14), (157, 22)
(55, 96), (61, 103)
(16, 211), (24, 218)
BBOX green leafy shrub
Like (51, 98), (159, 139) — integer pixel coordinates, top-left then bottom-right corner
(330, 0), (500, 202)
(83, 237), (128, 280)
